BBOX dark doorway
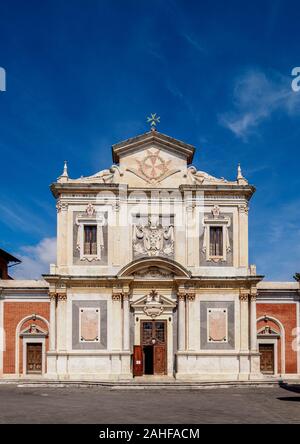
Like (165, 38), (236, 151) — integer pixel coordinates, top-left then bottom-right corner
(143, 345), (154, 374)
(140, 321), (167, 375)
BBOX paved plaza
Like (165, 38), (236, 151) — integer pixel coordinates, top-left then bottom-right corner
(0, 383), (299, 424)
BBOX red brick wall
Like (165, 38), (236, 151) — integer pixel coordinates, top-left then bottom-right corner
(257, 303), (297, 374)
(3, 302), (50, 374)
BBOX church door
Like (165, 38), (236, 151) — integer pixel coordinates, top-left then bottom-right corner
(259, 344), (274, 374)
(26, 343), (42, 374)
(141, 321), (167, 375)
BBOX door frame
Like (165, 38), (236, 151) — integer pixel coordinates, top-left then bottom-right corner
(140, 320), (167, 375)
(258, 339), (277, 375)
(23, 337), (46, 376)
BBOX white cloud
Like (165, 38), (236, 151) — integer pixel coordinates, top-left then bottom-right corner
(220, 69), (300, 139)
(10, 237), (56, 280)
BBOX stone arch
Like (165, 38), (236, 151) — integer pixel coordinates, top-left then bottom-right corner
(117, 256), (191, 278)
(15, 314), (49, 376)
(257, 315), (285, 374)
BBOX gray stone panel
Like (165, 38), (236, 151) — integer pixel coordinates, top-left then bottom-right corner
(200, 301), (235, 350)
(72, 300), (107, 350)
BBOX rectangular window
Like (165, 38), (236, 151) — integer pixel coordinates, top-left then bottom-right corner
(209, 226), (223, 257)
(84, 225), (97, 255)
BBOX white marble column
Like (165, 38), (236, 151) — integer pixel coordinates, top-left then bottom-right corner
(56, 202), (68, 267)
(187, 290), (196, 350)
(250, 291), (257, 351)
(123, 292), (130, 351)
(49, 293), (56, 351)
(112, 292), (122, 350)
(177, 293), (186, 351)
(240, 290), (249, 351)
(238, 204), (249, 268)
(56, 293), (67, 351)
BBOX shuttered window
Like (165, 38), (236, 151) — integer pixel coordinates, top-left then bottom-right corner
(209, 226), (223, 257)
(84, 225), (97, 255)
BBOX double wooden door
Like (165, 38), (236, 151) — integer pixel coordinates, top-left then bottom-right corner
(27, 343), (42, 374)
(259, 344), (274, 374)
(133, 321), (167, 376)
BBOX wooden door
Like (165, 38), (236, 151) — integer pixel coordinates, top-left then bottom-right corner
(133, 345), (143, 376)
(27, 343), (42, 374)
(154, 345), (166, 374)
(259, 344), (274, 374)
(140, 321), (167, 375)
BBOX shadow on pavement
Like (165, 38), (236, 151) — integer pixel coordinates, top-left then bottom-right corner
(279, 381), (300, 394)
(277, 397), (300, 402)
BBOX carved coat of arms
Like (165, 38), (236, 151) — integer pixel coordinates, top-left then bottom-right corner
(133, 216), (174, 258)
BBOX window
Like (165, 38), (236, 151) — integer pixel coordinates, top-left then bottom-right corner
(84, 225), (97, 255)
(209, 226), (223, 257)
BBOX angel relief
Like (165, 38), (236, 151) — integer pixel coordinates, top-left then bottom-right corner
(133, 216), (174, 258)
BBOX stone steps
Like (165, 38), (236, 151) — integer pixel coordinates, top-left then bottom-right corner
(0, 378), (286, 390)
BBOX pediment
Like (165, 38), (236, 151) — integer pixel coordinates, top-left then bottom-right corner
(257, 325), (280, 336)
(131, 290), (176, 309)
(20, 323), (48, 337)
(112, 129), (195, 164)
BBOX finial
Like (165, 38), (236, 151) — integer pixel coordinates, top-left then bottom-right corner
(237, 163), (243, 180)
(147, 113), (160, 131)
(62, 160), (68, 177)
(237, 163), (248, 185)
(58, 160), (69, 183)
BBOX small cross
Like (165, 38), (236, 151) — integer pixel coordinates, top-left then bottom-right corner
(147, 113), (160, 129)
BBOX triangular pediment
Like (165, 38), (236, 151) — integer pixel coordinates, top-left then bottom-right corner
(112, 129), (195, 164)
(20, 323), (48, 337)
(131, 291), (176, 309)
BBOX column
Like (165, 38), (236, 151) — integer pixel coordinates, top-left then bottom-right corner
(56, 202), (68, 267)
(56, 292), (67, 351)
(123, 291), (130, 351)
(250, 289), (257, 351)
(239, 290), (249, 351)
(187, 289), (196, 350)
(112, 290), (122, 350)
(177, 292), (186, 351)
(238, 204), (249, 268)
(49, 293), (57, 351)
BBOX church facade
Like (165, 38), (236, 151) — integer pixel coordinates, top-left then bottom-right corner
(0, 128), (299, 381)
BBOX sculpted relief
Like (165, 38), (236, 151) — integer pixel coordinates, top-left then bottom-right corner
(132, 215), (174, 259)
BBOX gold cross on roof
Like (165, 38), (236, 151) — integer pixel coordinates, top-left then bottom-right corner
(147, 113), (160, 129)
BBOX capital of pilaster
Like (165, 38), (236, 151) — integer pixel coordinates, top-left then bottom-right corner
(112, 287), (123, 302)
(186, 288), (196, 301)
(56, 200), (68, 213)
(57, 292), (67, 301)
(238, 204), (249, 214)
(250, 287), (257, 301)
(239, 289), (249, 302)
(49, 292), (57, 301)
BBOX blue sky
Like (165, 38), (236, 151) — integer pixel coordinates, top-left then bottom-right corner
(0, 0), (299, 280)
